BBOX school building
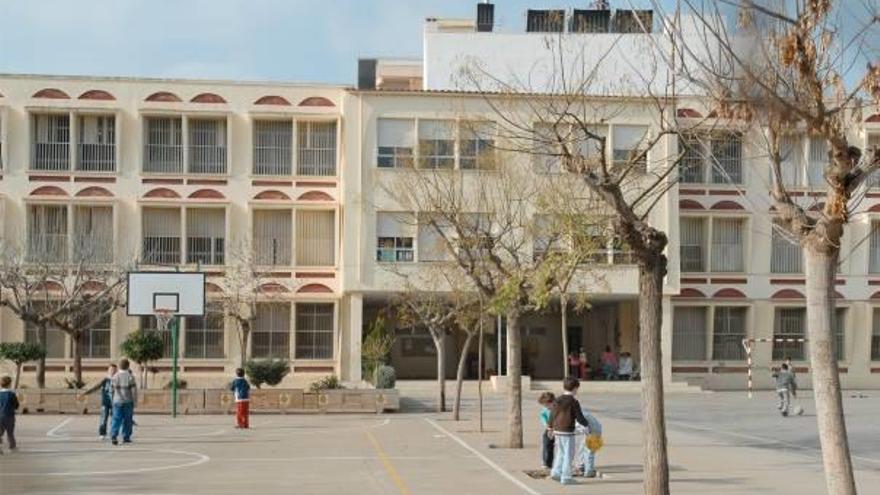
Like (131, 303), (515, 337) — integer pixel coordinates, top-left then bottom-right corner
(1, 3), (879, 390)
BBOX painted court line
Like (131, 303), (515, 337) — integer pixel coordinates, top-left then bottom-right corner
(424, 418), (543, 495)
(2, 448), (210, 476)
(365, 429), (412, 495)
(46, 418), (73, 438)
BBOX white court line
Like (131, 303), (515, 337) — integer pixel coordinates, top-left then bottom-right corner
(232, 455), (476, 461)
(667, 420), (880, 466)
(1, 448), (210, 477)
(424, 418), (543, 495)
(46, 418), (73, 438)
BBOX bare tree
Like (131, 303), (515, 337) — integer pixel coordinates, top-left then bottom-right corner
(216, 240), (269, 367)
(673, 2), (880, 493)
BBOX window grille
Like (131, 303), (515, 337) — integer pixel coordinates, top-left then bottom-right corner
(32, 114), (70, 171)
(298, 121), (336, 176)
(25, 317), (66, 358)
(252, 303), (290, 359)
(377, 119), (414, 168)
(679, 134), (705, 183)
(709, 132), (742, 184)
(673, 306), (707, 360)
(807, 136), (827, 186)
(187, 208), (225, 265)
(680, 217), (705, 272)
(869, 221), (880, 274)
(833, 308), (846, 361)
(771, 220), (803, 273)
(872, 308), (880, 361)
(185, 310), (225, 359)
(712, 307), (746, 360)
(28, 204), (68, 262)
(74, 314), (111, 359)
(142, 207), (181, 264)
(773, 307), (806, 360)
(778, 135), (804, 187)
(867, 134), (880, 187)
(295, 303), (334, 359)
(189, 118), (226, 174)
(73, 205), (113, 263)
(296, 210), (335, 266)
(253, 210), (292, 266)
(253, 120), (292, 175)
(710, 218), (744, 272)
(144, 117), (183, 173)
(77, 115), (115, 172)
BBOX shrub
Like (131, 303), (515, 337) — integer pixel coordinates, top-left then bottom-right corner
(245, 359), (290, 389)
(362, 316), (395, 384)
(0, 342), (46, 388)
(163, 379), (188, 390)
(375, 365), (396, 389)
(309, 375), (344, 392)
(63, 377), (85, 389)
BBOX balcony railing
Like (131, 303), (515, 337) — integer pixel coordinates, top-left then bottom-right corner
(27, 234), (69, 263)
(187, 237), (225, 265)
(73, 234), (114, 264)
(32, 142), (70, 171)
(298, 149), (336, 176)
(189, 145), (227, 174)
(142, 236), (181, 265)
(254, 146), (292, 175)
(144, 144), (183, 174)
(77, 143), (115, 172)
(253, 237), (292, 266)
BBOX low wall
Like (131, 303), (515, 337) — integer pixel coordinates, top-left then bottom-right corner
(15, 388), (399, 415)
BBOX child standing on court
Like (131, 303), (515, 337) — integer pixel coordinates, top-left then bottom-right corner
(82, 363), (117, 440)
(0, 375), (19, 454)
(230, 368), (251, 429)
(575, 408), (603, 478)
(549, 376), (592, 485)
(110, 358), (137, 445)
(537, 392), (555, 470)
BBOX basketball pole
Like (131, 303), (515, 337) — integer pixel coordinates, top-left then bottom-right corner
(171, 316), (179, 419)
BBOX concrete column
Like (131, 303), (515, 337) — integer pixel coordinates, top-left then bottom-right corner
(661, 295), (673, 384)
(348, 293), (363, 382)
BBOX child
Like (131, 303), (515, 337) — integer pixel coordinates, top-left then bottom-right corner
(537, 392), (555, 470)
(549, 376), (592, 485)
(230, 368), (251, 429)
(575, 408), (603, 478)
(82, 363), (117, 440)
(0, 375), (19, 454)
(618, 352), (633, 381)
(568, 353), (580, 378)
(110, 358), (137, 445)
(600, 346), (618, 380)
(773, 363), (797, 416)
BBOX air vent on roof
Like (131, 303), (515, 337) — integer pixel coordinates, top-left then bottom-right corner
(570, 9), (610, 33)
(612, 9), (653, 33)
(526, 9), (565, 33)
(477, 3), (494, 32)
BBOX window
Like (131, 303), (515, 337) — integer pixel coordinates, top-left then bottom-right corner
(77, 115), (115, 172)
(778, 135), (804, 187)
(807, 136), (827, 186)
(76, 314), (111, 359)
(673, 306), (707, 360)
(872, 308), (880, 361)
(709, 132), (742, 184)
(140, 315), (174, 357)
(296, 210), (335, 266)
(295, 303), (334, 359)
(185, 310), (225, 359)
(712, 307), (746, 360)
(533, 123), (563, 174)
(189, 118), (226, 174)
(679, 134), (706, 184)
(73, 205), (113, 263)
(377, 212), (415, 262)
(32, 113), (70, 171)
(418, 214), (452, 262)
(680, 217), (706, 272)
(397, 328), (436, 357)
(252, 303), (290, 359)
(187, 208), (225, 265)
(144, 117), (183, 173)
(460, 121), (495, 170)
(418, 119), (455, 169)
(298, 121), (336, 176)
(253, 209), (292, 266)
(28, 204), (68, 262)
(833, 308), (846, 361)
(866, 133), (880, 187)
(711, 218), (744, 272)
(142, 207), (181, 264)
(377, 118), (414, 168)
(773, 307), (806, 360)
(25, 318), (66, 359)
(870, 221), (880, 274)
(612, 125), (648, 172)
(460, 213), (493, 259)
(254, 120), (293, 175)
(771, 220), (802, 273)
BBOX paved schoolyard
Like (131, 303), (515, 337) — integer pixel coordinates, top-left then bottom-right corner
(3, 389), (880, 494)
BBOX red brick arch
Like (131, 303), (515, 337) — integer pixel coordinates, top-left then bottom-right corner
(78, 89), (115, 101)
(297, 191), (334, 201)
(190, 93), (226, 104)
(144, 187), (181, 199)
(676, 288), (707, 298)
(206, 282), (223, 293)
(254, 190), (291, 201)
(677, 108), (703, 118)
(713, 288), (746, 299)
(871, 290), (880, 300)
(75, 186), (114, 198)
(145, 91), (182, 103)
(33, 88), (70, 99)
(866, 113), (880, 123)
(259, 282), (290, 293)
(188, 188), (225, 199)
(297, 283), (333, 294)
(771, 289), (805, 300)
(710, 200), (745, 210)
(30, 185), (68, 197)
(254, 95), (291, 106)
(679, 199), (704, 210)
(298, 96), (335, 107)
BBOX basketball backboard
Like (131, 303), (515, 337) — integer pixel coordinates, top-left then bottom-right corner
(127, 271), (206, 316)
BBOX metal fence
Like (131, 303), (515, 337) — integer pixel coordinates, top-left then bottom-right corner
(142, 207), (181, 264)
(295, 303), (334, 360)
(298, 121), (336, 176)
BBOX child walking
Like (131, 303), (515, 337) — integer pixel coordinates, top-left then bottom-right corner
(773, 363), (797, 416)
(0, 375), (19, 454)
(549, 376), (592, 485)
(230, 368), (251, 429)
(537, 392), (555, 470)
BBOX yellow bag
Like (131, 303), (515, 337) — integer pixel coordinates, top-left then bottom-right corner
(586, 434), (604, 453)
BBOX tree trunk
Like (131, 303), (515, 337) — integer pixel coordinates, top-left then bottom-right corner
(506, 309), (523, 448)
(478, 311), (485, 433)
(238, 321), (251, 368)
(638, 263), (670, 495)
(72, 331), (83, 386)
(561, 293), (569, 378)
(36, 322), (47, 389)
(804, 248), (856, 495)
(435, 333), (447, 412)
(14, 362), (22, 389)
(453, 331), (476, 421)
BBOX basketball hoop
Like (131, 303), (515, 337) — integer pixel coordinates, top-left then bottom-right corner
(155, 309), (175, 333)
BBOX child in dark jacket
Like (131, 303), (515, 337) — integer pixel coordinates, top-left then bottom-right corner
(230, 368), (251, 429)
(0, 375), (19, 454)
(548, 376), (591, 485)
(83, 364), (117, 439)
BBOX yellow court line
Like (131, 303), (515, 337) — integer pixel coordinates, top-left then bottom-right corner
(365, 429), (412, 495)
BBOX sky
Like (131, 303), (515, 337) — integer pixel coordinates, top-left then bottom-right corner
(0, 0), (672, 85)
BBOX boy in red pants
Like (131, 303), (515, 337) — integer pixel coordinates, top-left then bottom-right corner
(230, 368), (251, 428)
